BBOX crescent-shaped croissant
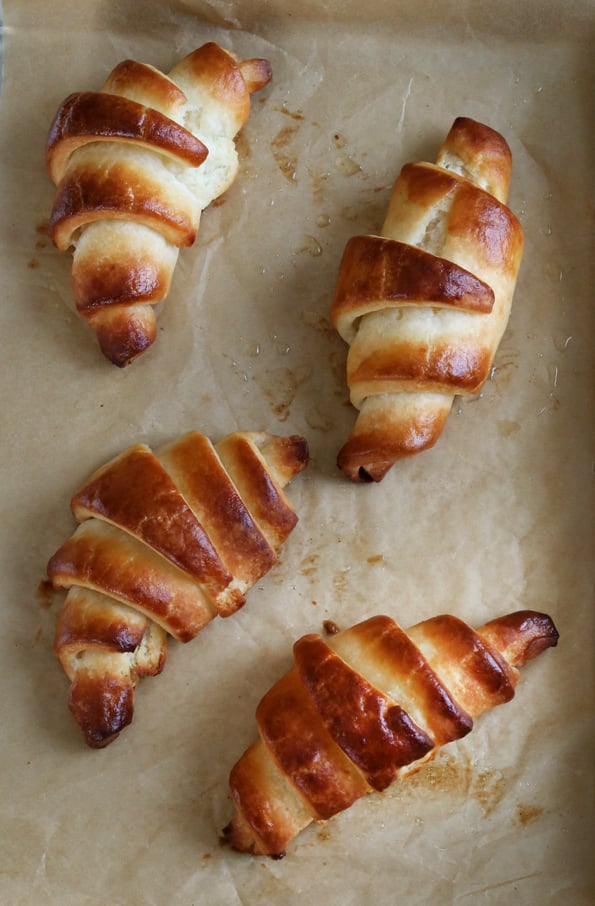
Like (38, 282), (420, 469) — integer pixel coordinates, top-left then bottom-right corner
(46, 43), (272, 365)
(331, 117), (524, 481)
(222, 609), (558, 857)
(47, 430), (308, 747)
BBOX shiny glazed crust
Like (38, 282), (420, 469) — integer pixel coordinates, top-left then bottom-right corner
(222, 610), (558, 856)
(46, 43), (272, 366)
(48, 430), (308, 747)
(330, 117), (524, 481)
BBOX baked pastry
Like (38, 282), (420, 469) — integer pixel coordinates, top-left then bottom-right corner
(47, 430), (308, 747)
(331, 117), (524, 481)
(222, 609), (558, 857)
(46, 43), (272, 365)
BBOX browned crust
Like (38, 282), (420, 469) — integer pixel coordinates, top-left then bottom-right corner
(398, 163), (523, 273)
(71, 444), (235, 607)
(294, 634), (434, 791)
(478, 611), (559, 667)
(49, 429), (306, 747)
(72, 444), (231, 597)
(169, 43), (271, 134)
(225, 741), (305, 857)
(412, 615), (519, 715)
(352, 615), (473, 746)
(46, 91), (208, 185)
(238, 58), (274, 94)
(332, 118), (523, 483)
(348, 337), (492, 396)
(53, 585), (168, 747)
(102, 60), (188, 113)
(256, 669), (369, 820)
(55, 591), (147, 656)
(87, 303), (157, 367)
(224, 609), (558, 856)
(47, 521), (215, 642)
(49, 158), (198, 251)
(72, 254), (172, 313)
(215, 434), (308, 551)
(156, 433), (277, 609)
(337, 405), (450, 482)
(67, 670), (135, 749)
(256, 433), (310, 486)
(438, 116), (512, 203)
(46, 42), (272, 365)
(331, 235), (495, 339)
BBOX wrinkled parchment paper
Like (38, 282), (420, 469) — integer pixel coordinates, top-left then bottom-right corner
(1, 1), (593, 903)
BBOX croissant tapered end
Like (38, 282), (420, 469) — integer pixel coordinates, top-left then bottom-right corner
(336, 393), (452, 482)
(169, 43), (272, 136)
(478, 610), (560, 667)
(437, 116), (512, 203)
(67, 670), (135, 748)
(46, 42), (271, 365)
(52, 587), (167, 747)
(336, 449), (393, 484)
(221, 815), (287, 861)
(247, 431), (310, 487)
(238, 58), (274, 95)
(223, 609), (558, 856)
(87, 303), (157, 366)
(331, 117), (523, 481)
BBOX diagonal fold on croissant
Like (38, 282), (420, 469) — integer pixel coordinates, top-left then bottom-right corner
(330, 117), (524, 481)
(46, 43), (272, 366)
(222, 609), (558, 857)
(47, 430), (308, 747)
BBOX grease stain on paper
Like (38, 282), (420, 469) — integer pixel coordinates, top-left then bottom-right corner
(297, 234), (323, 257)
(311, 169), (330, 204)
(234, 129), (252, 162)
(515, 802), (543, 825)
(300, 552), (319, 577)
(274, 104), (305, 122)
(305, 406), (334, 432)
(300, 310), (348, 399)
(30, 220), (51, 268)
(332, 132), (363, 176)
(271, 124), (300, 182)
(254, 364), (312, 421)
(332, 567), (351, 599)
(36, 579), (58, 609)
(335, 151), (362, 177)
(497, 419), (521, 438)
(403, 750), (507, 816)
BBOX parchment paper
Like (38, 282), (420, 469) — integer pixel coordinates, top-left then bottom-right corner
(1, 1), (593, 903)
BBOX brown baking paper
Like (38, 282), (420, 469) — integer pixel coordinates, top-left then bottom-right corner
(1, 0), (593, 903)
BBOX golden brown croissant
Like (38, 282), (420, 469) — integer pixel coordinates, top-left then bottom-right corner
(46, 43), (272, 366)
(330, 117), (524, 481)
(47, 430), (308, 747)
(222, 609), (558, 857)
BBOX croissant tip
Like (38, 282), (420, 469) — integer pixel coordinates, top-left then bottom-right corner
(82, 727), (123, 748)
(92, 311), (157, 367)
(336, 453), (393, 483)
(220, 823), (287, 860)
(239, 58), (273, 94)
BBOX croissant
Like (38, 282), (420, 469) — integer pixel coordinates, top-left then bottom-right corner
(46, 43), (272, 366)
(330, 117), (524, 481)
(222, 609), (558, 857)
(47, 430), (308, 747)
